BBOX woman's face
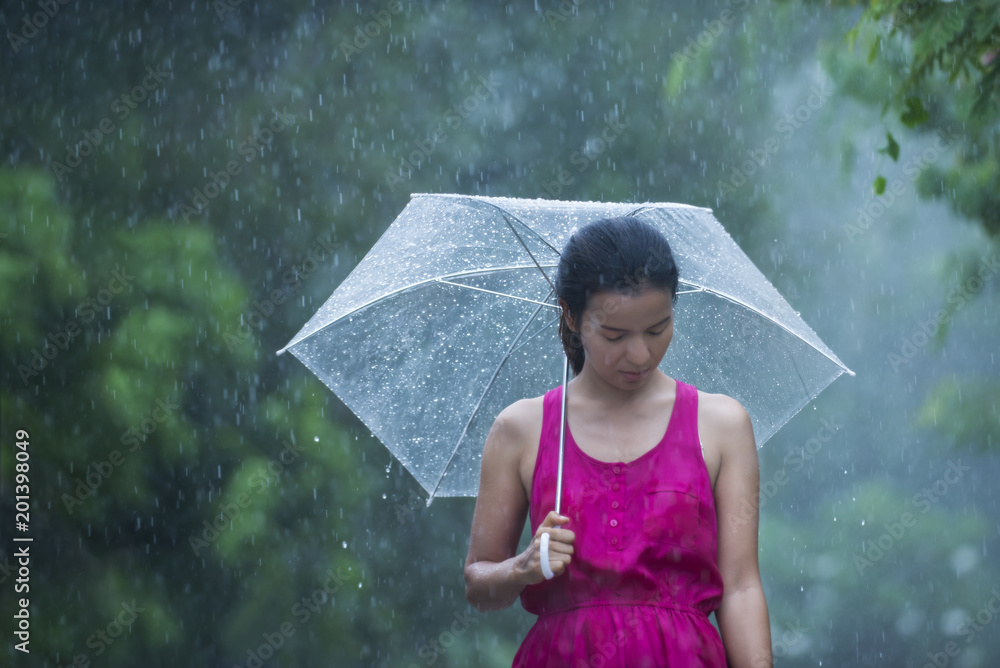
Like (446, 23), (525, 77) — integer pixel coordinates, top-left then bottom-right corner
(563, 286), (674, 390)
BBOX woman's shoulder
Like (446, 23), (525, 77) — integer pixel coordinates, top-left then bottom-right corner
(491, 394), (546, 450)
(695, 388), (750, 423)
(695, 388), (756, 451)
(500, 393), (546, 432)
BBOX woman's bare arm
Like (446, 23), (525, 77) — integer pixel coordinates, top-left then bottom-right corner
(464, 401), (575, 611)
(702, 393), (772, 668)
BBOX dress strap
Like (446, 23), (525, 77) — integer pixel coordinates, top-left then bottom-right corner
(673, 380), (704, 458)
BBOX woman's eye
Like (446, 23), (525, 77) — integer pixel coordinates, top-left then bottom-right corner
(606, 330), (665, 342)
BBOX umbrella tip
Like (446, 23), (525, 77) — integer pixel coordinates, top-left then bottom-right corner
(425, 493), (434, 508)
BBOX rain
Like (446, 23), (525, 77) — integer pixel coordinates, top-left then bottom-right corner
(1, 1), (998, 667)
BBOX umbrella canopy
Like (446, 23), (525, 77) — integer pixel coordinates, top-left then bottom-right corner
(277, 194), (853, 502)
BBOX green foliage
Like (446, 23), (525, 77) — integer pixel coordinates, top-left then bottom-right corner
(849, 0), (999, 110)
(899, 96), (929, 128)
(827, 0), (1000, 233)
(879, 131), (900, 161)
(918, 376), (1000, 453)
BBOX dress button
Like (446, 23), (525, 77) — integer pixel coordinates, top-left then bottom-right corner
(612, 483), (620, 491)
(610, 519), (618, 527)
(612, 501), (619, 509)
(611, 536), (618, 545)
(613, 465), (621, 474)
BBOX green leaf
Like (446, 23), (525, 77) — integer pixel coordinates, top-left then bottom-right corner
(873, 176), (887, 194)
(900, 96), (929, 127)
(867, 33), (882, 63)
(878, 132), (900, 161)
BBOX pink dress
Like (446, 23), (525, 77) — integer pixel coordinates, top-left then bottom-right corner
(513, 380), (728, 668)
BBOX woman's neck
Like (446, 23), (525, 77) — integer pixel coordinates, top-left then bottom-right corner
(568, 366), (670, 409)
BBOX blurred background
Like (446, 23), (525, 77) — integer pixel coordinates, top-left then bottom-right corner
(1, 1), (998, 666)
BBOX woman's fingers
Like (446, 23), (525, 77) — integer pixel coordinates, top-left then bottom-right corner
(538, 531), (574, 554)
(537, 512), (574, 546)
(539, 510), (570, 529)
(535, 512), (574, 578)
(537, 512), (575, 544)
(519, 511), (576, 583)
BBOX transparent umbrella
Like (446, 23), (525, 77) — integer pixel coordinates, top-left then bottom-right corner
(277, 194), (853, 508)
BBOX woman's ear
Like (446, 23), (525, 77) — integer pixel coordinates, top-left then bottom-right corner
(558, 299), (577, 333)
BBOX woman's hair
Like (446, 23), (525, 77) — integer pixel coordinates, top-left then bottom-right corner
(555, 216), (679, 376)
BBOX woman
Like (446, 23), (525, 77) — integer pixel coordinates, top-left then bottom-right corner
(464, 216), (772, 667)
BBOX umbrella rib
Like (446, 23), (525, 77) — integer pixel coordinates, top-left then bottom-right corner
(439, 264), (557, 280)
(276, 264), (558, 354)
(787, 345), (811, 403)
(450, 195), (562, 255)
(498, 210), (557, 293)
(507, 314), (562, 356)
(427, 291), (554, 503)
(683, 285), (854, 375)
(627, 205), (656, 217)
(442, 195), (562, 292)
(434, 278), (560, 309)
(624, 204), (852, 371)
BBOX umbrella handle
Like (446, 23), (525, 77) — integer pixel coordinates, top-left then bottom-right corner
(539, 531), (555, 580)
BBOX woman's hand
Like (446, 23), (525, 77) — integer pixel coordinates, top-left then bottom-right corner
(517, 511), (575, 585)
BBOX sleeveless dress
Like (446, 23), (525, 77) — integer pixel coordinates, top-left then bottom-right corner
(512, 379), (727, 668)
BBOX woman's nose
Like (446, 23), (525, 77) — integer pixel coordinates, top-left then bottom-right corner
(625, 337), (651, 365)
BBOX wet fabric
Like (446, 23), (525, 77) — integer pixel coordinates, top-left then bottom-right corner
(513, 380), (727, 668)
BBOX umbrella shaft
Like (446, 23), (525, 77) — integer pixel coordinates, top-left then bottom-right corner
(556, 355), (568, 515)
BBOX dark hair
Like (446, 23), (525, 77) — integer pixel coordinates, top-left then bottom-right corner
(555, 216), (679, 376)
